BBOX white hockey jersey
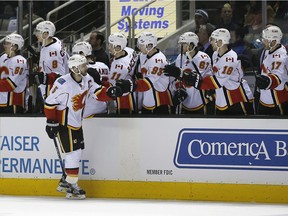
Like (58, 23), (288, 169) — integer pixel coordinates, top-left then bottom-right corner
(39, 37), (69, 75)
(108, 48), (137, 111)
(0, 53), (28, 108)
(176, 51), (212, 111)
(44, 73), (112, 128)
(83, 62), (110, 117)
(137, 49), (171, 109)
(259, 45), (288, 106)
(201, 49), (249, 110)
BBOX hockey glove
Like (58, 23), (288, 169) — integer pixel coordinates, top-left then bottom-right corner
(106, 86), (123, 99)
(205, 89), (215, 102)
(46, 120), (59, 139)
(183, 71), (202, 89)
(172, 88), (188, 106)
(256, 74), (271, 89)
(29, 71), (46, 85)
(116, 79), (137, 93)
(135, 72), (143, 79)
(163, 65), (181, 79)
(87, 68), (102, 85)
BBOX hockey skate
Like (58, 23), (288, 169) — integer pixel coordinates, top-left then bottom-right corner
(66, 183), (86, 200)
(56, 178), (69, 193)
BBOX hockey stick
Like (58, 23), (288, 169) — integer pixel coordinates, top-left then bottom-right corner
(177, 44), (184, 114)
(27, 45), (40, 113)
(53, 135), (67, 179)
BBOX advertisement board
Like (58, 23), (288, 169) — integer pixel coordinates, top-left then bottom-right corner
(1, 117), (288, 202)
(1, 117), (288, 185)
(110, 0), (176, 38)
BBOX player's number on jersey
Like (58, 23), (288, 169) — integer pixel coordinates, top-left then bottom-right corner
(271, 61), (281, 70)
(199, 61), (209, 70)
(52, 60), (58, 69)
(222, 66), (233, 75)
(15, 67), (24, 75)
(151, 66), (163, 76)
(110, 72), (121, 80)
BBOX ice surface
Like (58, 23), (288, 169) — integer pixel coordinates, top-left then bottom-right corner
(0, 195), (288, 216)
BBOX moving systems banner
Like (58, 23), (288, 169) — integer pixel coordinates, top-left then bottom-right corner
(1, 117), (288, 185)
(110, 0), (176, 37)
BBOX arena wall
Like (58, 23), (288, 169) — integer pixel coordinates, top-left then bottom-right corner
(0, 117), (288, 203)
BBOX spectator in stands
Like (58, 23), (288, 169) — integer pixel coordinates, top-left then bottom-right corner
(244, 1), (276, 35)
(231, 26), (253, 66)
(194, 9), (214, 33)
(197, 23), (215, 59)
(89, 30), (110, 68)
(216, 3), (239, 43)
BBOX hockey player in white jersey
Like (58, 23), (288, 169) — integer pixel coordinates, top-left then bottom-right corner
(164, 32), (213, 115)
(166, 28), (251, 115)
(0, 33), (28, 113)
(33, 20), (69, 99)
(44, 54), (121, 199)
(106, 32), (138, 114)
(255, 26), (288, 115)
(115, 32), (173, 115)
(72, 41), (109, 117)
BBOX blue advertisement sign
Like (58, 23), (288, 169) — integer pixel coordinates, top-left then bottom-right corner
(174, 129), (288, 171)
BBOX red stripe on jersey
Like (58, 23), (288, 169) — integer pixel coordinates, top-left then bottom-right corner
(135, 79), (151, 92)
(260, 64), (268, 74)
(155, 90), (172, 106)
(44, 104), (58, 122)
(200, 76), (219, 89)
(95, 86), (113, 101)
(47, 72), (59, 86)
(65, 168), (79, 176)
(11, 91), (25, 107)
(269, 73), (281, 89)
(0, 78), (16, 92)
(116, 93), (134, 110)
(226, 86), (247, 105)
(102, 81), (112, 88)
(273, 89), (288, 104)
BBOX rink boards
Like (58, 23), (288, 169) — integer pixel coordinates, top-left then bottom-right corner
(0, 117), (288, 203)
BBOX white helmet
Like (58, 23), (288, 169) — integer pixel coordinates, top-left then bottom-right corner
(35, 21), (56, 37)
(262, 26), (282, 44)
(210, 28), (230, 45)
(108, 33), (127, 50)
(5, 33), (24, 50)
(178, 32), (199, 46)
(68, 54), (87, 75)
(72, 41), (92, 56)
(137, 32), (157, 50)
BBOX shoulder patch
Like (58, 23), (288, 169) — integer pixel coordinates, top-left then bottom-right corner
(57, 78), (66, 85)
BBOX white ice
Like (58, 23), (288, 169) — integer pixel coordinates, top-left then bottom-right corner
(1, 195), (288, 216)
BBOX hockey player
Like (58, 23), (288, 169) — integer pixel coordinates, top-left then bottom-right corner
(32, 20), (69, 99)
(165, 28), (251, 115)
(255, 26), (288, 115)
(72, 41), (109, 117)
(164, 32), (213, 115)
(114, 32), (172, 115)
(106, 32), (138, 114)
(0, 33), (28, 113)
(44, 54), (121, 199)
